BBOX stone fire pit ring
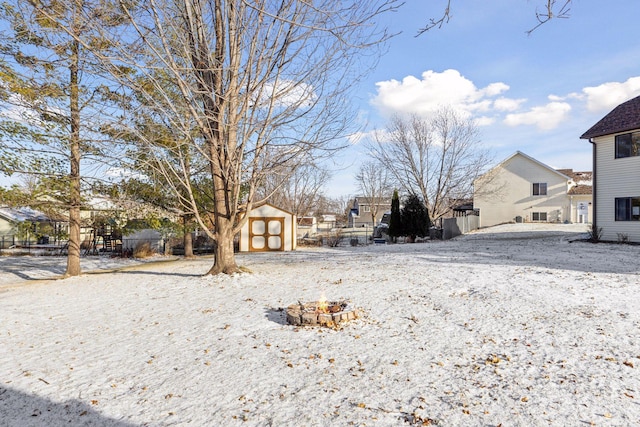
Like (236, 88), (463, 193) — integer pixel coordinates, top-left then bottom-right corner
(286, 300), (360, 327)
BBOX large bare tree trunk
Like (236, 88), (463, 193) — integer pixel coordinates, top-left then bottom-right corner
(183, 214), (194, 258)
(206, 216), (237, 275)
(65, 38), (82, 278)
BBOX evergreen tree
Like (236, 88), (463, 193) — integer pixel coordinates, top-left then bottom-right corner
(388, 189), (401, 242)
(401, 194), (430, 243)
(0, 1), (127, 276)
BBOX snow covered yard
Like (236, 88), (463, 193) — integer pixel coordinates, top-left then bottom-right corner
(1, 223), (640, 426)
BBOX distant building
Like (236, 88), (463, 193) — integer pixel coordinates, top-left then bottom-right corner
(348, 197), (391, 228)
(473, 151), (592, 227)
(0, 206), (66, 247)
(297, 216), (317, 238)
(318, 214), (337, 232)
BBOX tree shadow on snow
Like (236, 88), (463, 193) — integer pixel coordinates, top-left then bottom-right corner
(0, 385), (137, 426)
(0, 264), (65, 282)
(265, 307), (288, 325)
(107, 270), (203, 278)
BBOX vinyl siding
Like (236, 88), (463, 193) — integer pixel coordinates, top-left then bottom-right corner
(0, 217), (14, 235)
(474, 153), (571, 227)
(594, 132), (640, 242)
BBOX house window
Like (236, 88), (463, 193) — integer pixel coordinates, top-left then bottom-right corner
(362, 206), (371, 213)
(615, 197), (640, 221)
(533, 183), (547, 196)
(532, 212), (547, 221)
(615, 132), (640, 158)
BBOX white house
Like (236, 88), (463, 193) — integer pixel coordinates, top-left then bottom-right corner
(473, 151), (592, 227)
(318, 214), (337, 232)
(296, 216), (317, 238)
(581, 94), (640, 242)
(238, 203), (297, 252)
(0, 206), (66, 247)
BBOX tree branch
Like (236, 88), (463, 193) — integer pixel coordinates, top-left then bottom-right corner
(526, 0), (571, 36)
(416, 0), (451, 37)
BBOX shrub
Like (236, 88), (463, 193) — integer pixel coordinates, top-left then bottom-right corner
(588, 224), (602, 243)
(133, 241), (155, 258)
(401, 194), (430, 243)
(325, 230), (344, 247)
(617, 233), (629, 244)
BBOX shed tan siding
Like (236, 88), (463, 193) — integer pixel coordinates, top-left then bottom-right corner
(594, 132), (640, 241)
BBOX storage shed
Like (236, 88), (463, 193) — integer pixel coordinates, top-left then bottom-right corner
(238, 203), (297, 252)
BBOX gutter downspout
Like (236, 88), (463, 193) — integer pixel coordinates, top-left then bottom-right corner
(590, 138), (597, 228)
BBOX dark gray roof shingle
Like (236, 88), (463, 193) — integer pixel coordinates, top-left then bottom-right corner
(581, 95), (640, 139)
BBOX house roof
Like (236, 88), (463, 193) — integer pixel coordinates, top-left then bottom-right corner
(484, 151), (573, 181)
(354, 197), (391, 205)
(581, 95), (640, 139)
(297, 217), (315, 226)
(0, 206), (52, 223)
(567, 185), (592, 195)
(556, 169), (593, 185)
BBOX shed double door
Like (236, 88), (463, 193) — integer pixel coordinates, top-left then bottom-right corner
(249, 217), (284, 251)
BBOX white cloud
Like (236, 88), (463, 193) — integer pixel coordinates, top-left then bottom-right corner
(547, 94), (565, 102)
(347, 130), (370, 145)
(346, 129), (391, 146)
(493, 97), (526, 112)
(580, 76), (640, 112)
(481, 82), (510, 97)
(370, 70), (640, 133)
(257, 80), (316, 108)
(371, 69), (513, 118)
(503, 102), (572, 131)
(474, 116), (495, 126)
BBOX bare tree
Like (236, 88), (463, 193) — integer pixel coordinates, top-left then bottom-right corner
(368, 107), (492, 222)
(355, 161), (392, 225)
(84, 0), (398, 274)
(322, 194), (353, 226)
(419, 0), (572, 36)
(258, 163), (330, 218)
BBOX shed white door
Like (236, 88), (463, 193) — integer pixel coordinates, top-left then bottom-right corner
(249, 217), (284, 251)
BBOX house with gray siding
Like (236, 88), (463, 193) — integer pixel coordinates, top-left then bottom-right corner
(348, 197), (391, 228)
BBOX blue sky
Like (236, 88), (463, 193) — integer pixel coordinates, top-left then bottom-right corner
(325, 0), (640, 197)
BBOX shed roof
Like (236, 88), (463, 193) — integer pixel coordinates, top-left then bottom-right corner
(581, 95), (640, 139)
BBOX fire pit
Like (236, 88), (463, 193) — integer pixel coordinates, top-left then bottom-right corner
(286, 298), (360, 327)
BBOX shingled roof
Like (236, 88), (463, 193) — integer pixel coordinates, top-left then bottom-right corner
(567, 184), (592, 196)
(581, 95), (640, 139)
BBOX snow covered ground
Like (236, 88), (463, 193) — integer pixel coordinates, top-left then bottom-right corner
(1, 223), (639, 426)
